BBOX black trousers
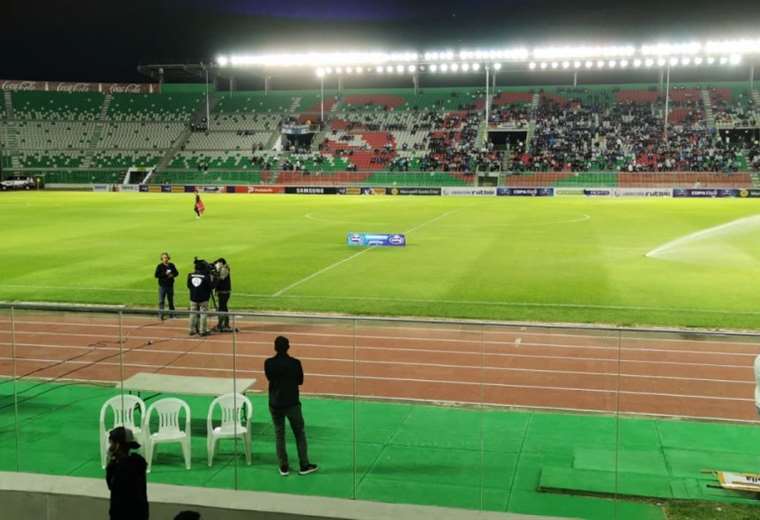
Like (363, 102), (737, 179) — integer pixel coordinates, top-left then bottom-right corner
(216, 291), (230, 328)
(269, 404), (310, 468)
(158, 285), (175, 319)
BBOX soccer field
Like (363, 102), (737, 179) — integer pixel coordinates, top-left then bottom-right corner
(3, 191), (760, 329)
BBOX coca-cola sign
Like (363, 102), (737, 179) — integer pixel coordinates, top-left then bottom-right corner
(0, 80), (158, 94)
(1, 80), (40, 91)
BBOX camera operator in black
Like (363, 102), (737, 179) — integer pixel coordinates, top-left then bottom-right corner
(213, 258), (233, 332)
(187, 259), (213, 336)
(154, 252), (179, 320)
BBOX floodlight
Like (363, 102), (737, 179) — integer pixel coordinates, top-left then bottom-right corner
(386, 65), (394, 73)
(440, 63), (449, 72)
(574, 61), (582, 69)
(494, 63), (502, 70)
(693, 57), (703, 65)
(585, 60), (593, 68)
(396, 64), (404, 73)
(325, 67), (333, 74)
(540, 62), (548, 69)
(347, 66), (354, 74)
(356, 66), (363, 74)
(316, 68), (325, 78)
(730, 54), (742, 65)
(645, 58), (655, 67)
(562, 61), (570, 69)
(529, 62), (537, 70)
(596, 60), (604, 68)
(707, 56), (715, 64)
(430, 64), (438, 72)
(336, 67), (343, 74)
(408, 65), (416, 73)
(705, 39), (760, 55)
(641, 42), (701, 56)
(472, 63), (480, 71)
(633, 59), (642, 67)
(551, 62), (559, 69)
(657, 58), (666, 67)
(669, 57), (678, 66)
(462, 63), (471, 71)
(376, 65), (384, 73)
(451, 63), (460, 72)
(608, 60), (616, 68)
(720, 56), (729, 65)
(680, 57), (690, 66)
(620, 59), (629, 68)
(216, 55), (229, 67)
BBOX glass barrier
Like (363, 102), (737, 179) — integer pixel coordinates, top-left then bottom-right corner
(0, 307), (17, 472)
(352, 318), (486, 510)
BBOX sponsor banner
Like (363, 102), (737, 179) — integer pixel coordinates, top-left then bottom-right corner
(138, 184), (150, 192)
(284, 186), (346, 195)
(613, 188), (673, 197)
(441, 187), (497, 196)
(673, 188), (737, 198)
(497, 187), (554, 197)
(714, 471), (760, 492)
(360, 187), (385, 195)
(346, 187), (362, 195)
(553, 188), (586, 196)
(346, 232), (406, 247)
(737, 189), (760, 198)
(0, 79), (158, 93)
(116, 184), (140, 192)
(171, 185), (185, 193)
(148, 185), (161, 193)
(184, 185), (197, 193)
(202, 185), (221, 193)
(247, 185), (284, 194)
(92, 184), (113, 192)
(583, 189), (612, 196)
(160, 185), (173, 193)
(386, 187), (442, 196)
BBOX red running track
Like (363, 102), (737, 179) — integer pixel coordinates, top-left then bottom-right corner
(1, 314), (759, 423)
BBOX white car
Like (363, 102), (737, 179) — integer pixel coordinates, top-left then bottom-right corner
(0, 176), (35, 190)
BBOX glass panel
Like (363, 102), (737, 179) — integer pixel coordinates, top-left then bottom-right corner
(617, 328), (760, 515)
(485, 324), (622, 518)
(118, 307), (238, 489)
(353, 318), (486, 511)
(231, 314), (356, 498)
(11, 307), (124, 478)
(0, 306), (17, 472)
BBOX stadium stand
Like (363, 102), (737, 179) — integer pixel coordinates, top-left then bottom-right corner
(3, 81), (759, 187)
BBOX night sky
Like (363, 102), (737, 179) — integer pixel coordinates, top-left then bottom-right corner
(3, 0), (760, 82)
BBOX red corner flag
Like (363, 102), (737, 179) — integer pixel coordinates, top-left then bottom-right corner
(194, 193), (205, 217)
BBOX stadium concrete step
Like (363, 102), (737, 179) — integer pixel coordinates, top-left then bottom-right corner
(99, 94), (112, 121)
(156, 126), (192, 173)
(701, 89), (715, 130)
(3, 91), (13, 119)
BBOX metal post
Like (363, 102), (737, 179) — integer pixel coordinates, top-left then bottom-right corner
(663, 65), (671, 143)
(205, 66), (210, 129)
(750, 63), (755, 91)
(573, 71), (578, 87)
(338, 76), (343, 97)
(265, 75), (270, 95)
(412, 73), (418, 96)
(485, 66), (490, 127)
(320, 76), (325, 123)
(658, 69), (664, 93)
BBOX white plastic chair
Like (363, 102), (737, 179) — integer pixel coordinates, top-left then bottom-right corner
(99, 394), (147, 469)
(206, 393), (252, 466)
(143, 398), (192, 472)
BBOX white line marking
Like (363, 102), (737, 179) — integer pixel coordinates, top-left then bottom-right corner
(271, 209), (457, 297)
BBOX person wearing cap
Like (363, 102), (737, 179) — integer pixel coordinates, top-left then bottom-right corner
(106, 426), (149, 520)
(264, 336), (318, 476)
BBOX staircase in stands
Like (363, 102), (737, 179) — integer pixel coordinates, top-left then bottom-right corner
(525, 93), (541, 153)
(2, 92), (20, 169)
(701, 89), (715, 130)
(80, 95), (114, 168)
(4, 91), (14, 120)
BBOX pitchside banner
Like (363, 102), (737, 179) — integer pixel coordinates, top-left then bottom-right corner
(441, 187), (497, 196)
(497, 187), (554, 197)
(284, 186), (347, 195)
(737, 189), (760, 198)
(582, 188), (673, 197)
(673, 188), (737, 198)
(385, 187), (441, 196)
(346, 233), (406, 247)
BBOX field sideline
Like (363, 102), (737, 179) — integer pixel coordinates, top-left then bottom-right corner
(2, 191), (760, 329)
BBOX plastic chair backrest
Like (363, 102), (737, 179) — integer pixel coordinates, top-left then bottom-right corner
(100, 394), (145, 431)
(207, 393), (252, 429)
(147, 398), (190, 435)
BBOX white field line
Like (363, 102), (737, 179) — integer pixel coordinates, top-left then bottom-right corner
(3, 355), (755, 403)
(7, 324), (760, 359)
(4, 284), (760, 316)
(271, 209), (458, 297)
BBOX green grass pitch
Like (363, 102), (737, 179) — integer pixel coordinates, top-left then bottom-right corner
(2, 191), (760, 330)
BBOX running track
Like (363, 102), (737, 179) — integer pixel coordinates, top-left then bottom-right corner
(1, 314), (759, 423)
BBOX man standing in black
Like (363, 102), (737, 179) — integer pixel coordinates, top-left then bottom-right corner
(154, 252), (178, 320)
(187, 259), (212, 336)
(264, 336), (318, 476)
(106, 426), (149, 520)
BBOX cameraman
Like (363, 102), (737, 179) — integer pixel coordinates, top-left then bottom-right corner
(213, 258), (233, 332)
(187, 259), (213, 336)
(154, 252), (178, 320)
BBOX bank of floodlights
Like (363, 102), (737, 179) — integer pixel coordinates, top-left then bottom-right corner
(216, 37), (759, 77)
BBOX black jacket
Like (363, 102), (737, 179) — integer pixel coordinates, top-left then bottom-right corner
(265, 353), (304, 409)
(154, 262), (178, 287)
(106, 452), (149, 520)
(216, 264), (231, 293)
(187, 271), (212, 303)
